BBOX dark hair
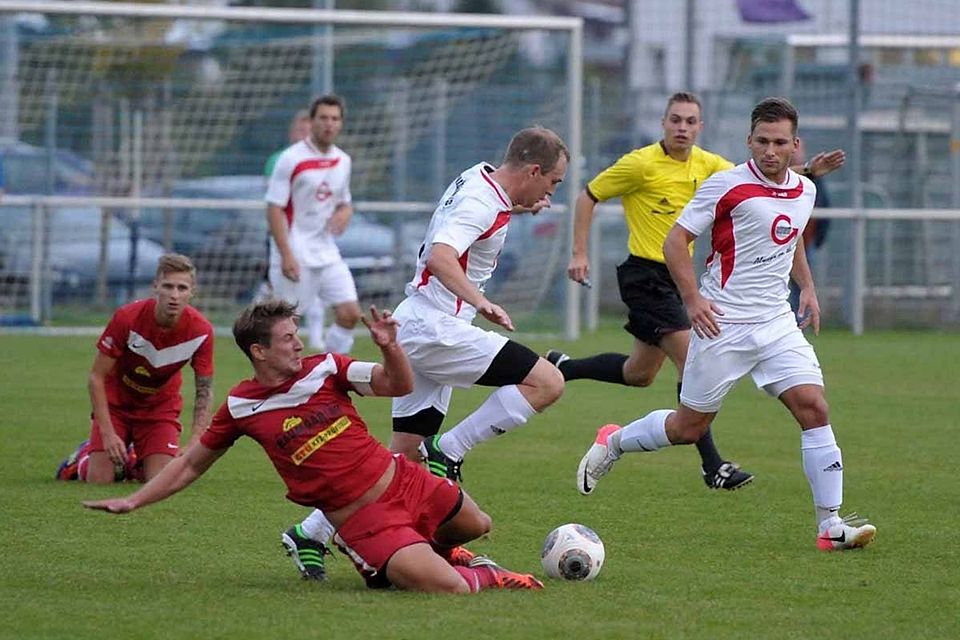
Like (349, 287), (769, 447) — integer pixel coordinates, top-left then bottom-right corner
(155, 253), (196, 283)
(233, 298), (298, 361)
(502, 126), (570, 174)
(664, 91), (702, 118)
(309, 94), (346, 119)
(750, 97), (798, 135)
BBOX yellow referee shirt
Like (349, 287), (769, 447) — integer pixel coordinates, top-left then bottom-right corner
(587, 142), (733, 263)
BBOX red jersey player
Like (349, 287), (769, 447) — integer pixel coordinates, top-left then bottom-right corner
(83, 299), (543, 594)
(56, 254), (215, 484)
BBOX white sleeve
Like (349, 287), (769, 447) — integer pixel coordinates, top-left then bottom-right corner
(676, 174), (727, 237)
(265, 150), (293, 207)
(346, 360), (376, 396)
(431, 195), (494, 256)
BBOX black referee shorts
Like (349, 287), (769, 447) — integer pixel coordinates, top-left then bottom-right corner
(616, 255), (691, 346)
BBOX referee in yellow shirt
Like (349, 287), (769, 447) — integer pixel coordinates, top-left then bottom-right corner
(547, 92), (844, 490)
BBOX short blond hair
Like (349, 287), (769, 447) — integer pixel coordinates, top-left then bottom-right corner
(502, 126), (569, 174)
(155, 253), (196, 283)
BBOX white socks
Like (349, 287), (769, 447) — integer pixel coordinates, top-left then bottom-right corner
(438, 385), (536, 460)
(801, 425), (843, 529)
(618, 409), (674, 453)
(301, 509), (335, 543)
(324, 323), (355, 354)
(306, 305), (326, 350)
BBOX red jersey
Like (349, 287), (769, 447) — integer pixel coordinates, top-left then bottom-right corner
(97, 299), (215, 412)
(201, 353), (393, 511)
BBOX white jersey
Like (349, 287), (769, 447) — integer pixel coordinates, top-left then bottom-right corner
(265, 139), (352, 268)
(677, 159), (816, 323)
(404, 162), (513, 321)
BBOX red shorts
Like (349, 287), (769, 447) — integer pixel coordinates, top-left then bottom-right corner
(333, 454), (462, 588)
(88, 405), (182, 459)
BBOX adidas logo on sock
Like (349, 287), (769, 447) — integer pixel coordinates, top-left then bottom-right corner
(822, 460), (843, 472)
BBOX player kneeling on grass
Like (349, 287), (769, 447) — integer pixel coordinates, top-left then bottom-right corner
(56, 253), (215, 484)
(84, 299), (542, 593)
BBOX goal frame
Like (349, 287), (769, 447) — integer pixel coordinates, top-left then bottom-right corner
(0, 0), (585, 338)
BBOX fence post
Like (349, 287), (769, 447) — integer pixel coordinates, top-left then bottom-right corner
(29, 200), (43, 324)
(848, 0), (865, 335)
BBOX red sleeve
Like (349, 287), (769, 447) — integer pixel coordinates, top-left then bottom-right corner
(96, 308), (129, 359)
(191, 316), (215, 377)
(200, 402), (241, 451)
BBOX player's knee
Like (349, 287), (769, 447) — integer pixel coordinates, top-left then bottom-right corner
(798, 396), (830, 427)
(84, 463), (117, 484)
(459, 506), (492, 540)
(622, 367), (656, 387)
(334, 304), (362, 327)
(533, 363), (565, 407)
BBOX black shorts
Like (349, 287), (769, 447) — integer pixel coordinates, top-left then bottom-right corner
(616, 255), (690, 346)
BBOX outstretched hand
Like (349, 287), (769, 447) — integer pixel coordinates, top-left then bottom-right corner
(360, 306), (400, 347)
(808, 149), (845, 178)
(83, 497), (136, 514)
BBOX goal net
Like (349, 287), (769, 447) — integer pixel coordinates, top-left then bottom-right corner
(0, 4), (582, 334)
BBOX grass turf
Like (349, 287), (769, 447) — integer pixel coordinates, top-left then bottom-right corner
(1, 320), (958, 639)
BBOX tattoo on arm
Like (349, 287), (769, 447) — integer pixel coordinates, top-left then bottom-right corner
(192, 375), (214, 434)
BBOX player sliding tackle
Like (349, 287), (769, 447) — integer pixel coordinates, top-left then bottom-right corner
(576, 97), (877, 552)
(85, 300), (543, 593)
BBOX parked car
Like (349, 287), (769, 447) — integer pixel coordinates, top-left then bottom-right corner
(136, 175), (397, 303)
(0, 205), (166, 302)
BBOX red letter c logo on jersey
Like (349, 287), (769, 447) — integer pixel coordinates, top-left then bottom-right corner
(770, 214), (798, 245)
(315, 181), (333, 202)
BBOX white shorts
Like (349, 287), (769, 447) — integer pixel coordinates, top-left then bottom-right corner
(680, 311), (823, 413)
(269, 260), (358, 314)
(390, 295), (509, 418)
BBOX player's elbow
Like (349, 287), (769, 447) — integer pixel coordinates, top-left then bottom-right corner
(392, 376), (415, 397)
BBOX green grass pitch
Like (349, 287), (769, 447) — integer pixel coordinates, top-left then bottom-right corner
(1, 321), (958, 639)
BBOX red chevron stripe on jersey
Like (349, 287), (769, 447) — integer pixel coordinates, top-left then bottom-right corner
(291, 157), (341, 182)
(711, 180), (804, 287)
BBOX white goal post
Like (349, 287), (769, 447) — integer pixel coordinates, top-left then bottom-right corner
(0, 1), (584, 337)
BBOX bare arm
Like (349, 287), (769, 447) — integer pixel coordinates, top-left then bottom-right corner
(181, 374), (214, 454)
(83, 443), (225, 514)
(792, 149), (845, 178)
(663, 224), (723, 339)
(790, 238), (821, 334)
(567, 190), (597, 284)
(267, 203), (299, 282)
(326, 203), (354, 236)
(88, 352), (127, 465)
(361, 307), (414, 397)
(425, 243), (514, 331)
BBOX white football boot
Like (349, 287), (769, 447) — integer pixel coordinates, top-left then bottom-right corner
(577, 424), (622, 495)
(816, 513), (877, 551)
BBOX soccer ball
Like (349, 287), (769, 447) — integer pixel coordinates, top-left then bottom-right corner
(540, 523), (605, 581)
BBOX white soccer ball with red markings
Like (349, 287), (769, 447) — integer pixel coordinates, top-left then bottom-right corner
(540, 523), (605, 581)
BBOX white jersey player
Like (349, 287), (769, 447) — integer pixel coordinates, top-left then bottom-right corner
(285, 128), (570, 567)
(386, 127), (570, 477)
(577, 98), (877, 552)
(265, 95), (361, 354)
(404, 161), (512, 321)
